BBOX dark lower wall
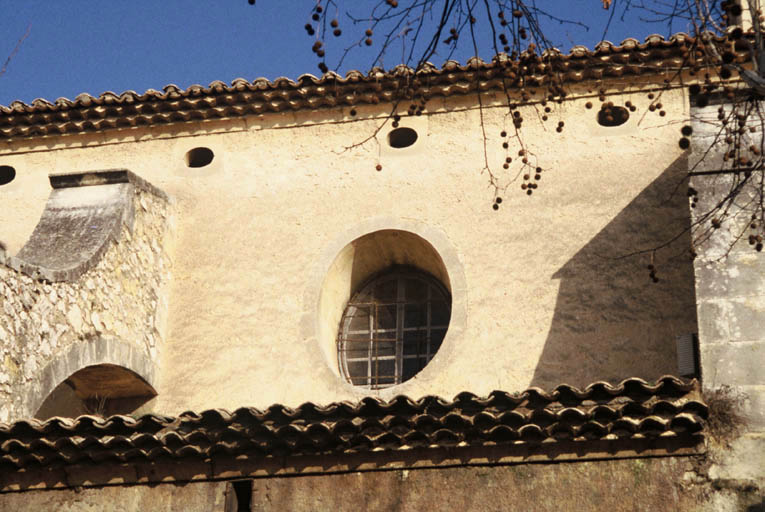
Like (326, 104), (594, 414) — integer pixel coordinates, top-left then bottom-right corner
(2, 456), (762, 512)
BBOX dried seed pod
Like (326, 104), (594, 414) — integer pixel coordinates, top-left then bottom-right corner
(586, 102), (593, 109)
(376, 164), (382, 171)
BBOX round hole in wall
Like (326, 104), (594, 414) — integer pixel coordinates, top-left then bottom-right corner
(0, 165), (16, 186)
(185, 147), (215, 168)
(597, 106), (630, 127)
(388, 127), (418, 148)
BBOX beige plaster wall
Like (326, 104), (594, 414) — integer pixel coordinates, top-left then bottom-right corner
(0, 85), (698, 416)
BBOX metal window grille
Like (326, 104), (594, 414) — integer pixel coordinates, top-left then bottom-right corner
(338, 270), (451, 389)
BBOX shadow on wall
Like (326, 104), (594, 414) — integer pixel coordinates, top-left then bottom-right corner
(530, 154), (698, 389)
(35, 364), (156, 419)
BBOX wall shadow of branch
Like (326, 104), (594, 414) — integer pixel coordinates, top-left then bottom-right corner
(530, 154), (698, 389)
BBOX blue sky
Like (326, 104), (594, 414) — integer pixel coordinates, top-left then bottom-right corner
(0, 1), (688, 106)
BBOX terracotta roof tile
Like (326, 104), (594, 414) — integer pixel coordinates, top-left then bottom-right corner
(0, 376), (706, 473)
(0, 34), (737, 140)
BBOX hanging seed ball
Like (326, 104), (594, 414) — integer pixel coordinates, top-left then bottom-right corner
(503, 163), (509, 169)
(535, 174), (541, 180)
(506, 157), (512, 163)
(659, 110), (666, 116)
(493, 203), (499, 210)
(648, 93), (655, 99)
(758, 243), (764, 252)
(681, 125), (693, 136)
(586, 102), (593, 109)
(536, 167), (542, 173)
(679, 138), (690, 149)
(518, 149), (526, 156)
(522, 157), (528, 164)
(350, 109), (357, 116)
(558, 121), (564, 127)
(316, 5), (323, 12)
(331, 19), (339, 27)
(712, 218), (721, 228)
(376, 164), (382, 171)
(501, 130), (507, 137)
(542, 115), (548, 121)
(523, 174), (530, 180)
(366, 29), (373, 36)
(513, 9), (523, 18)
(318, 62), (329, 73)
(334, 29), (342, 36)
(392, 121), (399, 128)
(656, 102), (663, 109)
(312, 13), (320, 21)
(648, 104), (656, 112)
(503, 142), (509, 149)
(527, 189), (533, 195)
(496, 197), (503, 205)
(556, 126), (563, 133)
(365, 38), (373, 46)
(317, 49), (325, 57)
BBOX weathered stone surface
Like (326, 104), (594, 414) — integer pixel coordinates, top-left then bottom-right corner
(701, 343), (765, 387)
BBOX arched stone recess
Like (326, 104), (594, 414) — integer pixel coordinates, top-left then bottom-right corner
(26, 337), (157, 419)
(0, 169), (172, 422)
(302, 217), (467, 399)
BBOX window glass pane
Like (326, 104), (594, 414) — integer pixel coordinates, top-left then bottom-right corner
(404, 303), (426, 328)
(430, 328), (447, 353)
(372, 338), (396, 357)
(375, 304), (397, 330)
(374, 279), (397, 302)
(372, 359), (396, 382)
(350, 376), (370, 386)
(403, 330), (426, 355)
(431, 301), (451, 326)
(347, 360), (368, 380)
(347, 306), (370, 332)
(403, 358), (423, 380)
(405, 278), (427, 302)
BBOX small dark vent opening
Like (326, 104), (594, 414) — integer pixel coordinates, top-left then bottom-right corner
(0, 165), (16, 186)
(597, 105), (630, 127)
(388, 127), (418, 148)
(186, 147), (215, 168)
(226, 480), (253, 512)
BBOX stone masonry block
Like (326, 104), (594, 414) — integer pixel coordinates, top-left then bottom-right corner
(696, 300), (731, 344)
(701, 342), (765, 387)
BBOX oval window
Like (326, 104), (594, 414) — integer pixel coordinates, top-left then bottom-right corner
(388, 127), (418, 148)
(338, 268), (451, 389)
(597, 105), (630, 127)
(0, 165), (16, 186)
(185, 147), (215, 168)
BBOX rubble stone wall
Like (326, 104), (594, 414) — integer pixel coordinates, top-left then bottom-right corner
(0, 172), (171, 421)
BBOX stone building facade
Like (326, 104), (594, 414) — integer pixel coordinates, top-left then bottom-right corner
(0, 34), (762, 510)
